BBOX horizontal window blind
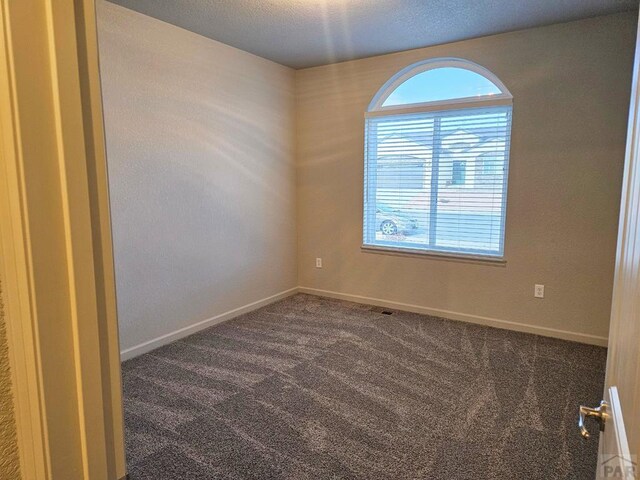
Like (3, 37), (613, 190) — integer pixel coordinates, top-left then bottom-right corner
(363, 105), (512, 257)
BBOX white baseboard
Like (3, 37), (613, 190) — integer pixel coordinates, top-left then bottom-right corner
(120, 287), (299, 361)
(121, 285), (608, 361)
(298, 286), (609, 347)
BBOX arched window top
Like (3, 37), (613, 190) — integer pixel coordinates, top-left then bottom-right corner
(369, 58), (511, 112)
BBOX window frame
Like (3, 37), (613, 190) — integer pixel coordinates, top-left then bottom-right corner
(363, 58), (513, 263)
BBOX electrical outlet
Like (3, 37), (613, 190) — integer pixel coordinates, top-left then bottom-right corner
(315, 257), (322, 268)
(534, 284), (545, 298)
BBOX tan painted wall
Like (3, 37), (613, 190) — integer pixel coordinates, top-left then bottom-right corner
(97, 1), (297, 352)
(296, 12), (637, 341)
(0, 283), (20, 479)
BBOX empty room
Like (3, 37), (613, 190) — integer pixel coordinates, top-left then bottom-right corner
(1, 1), (640, 479)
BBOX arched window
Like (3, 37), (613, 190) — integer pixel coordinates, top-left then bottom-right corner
(363, 58), (513, 258)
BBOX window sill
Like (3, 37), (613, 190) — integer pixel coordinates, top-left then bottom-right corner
(361, 245), (507, 266)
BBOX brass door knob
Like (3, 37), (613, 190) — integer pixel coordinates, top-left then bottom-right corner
(578, 400), (609, 439)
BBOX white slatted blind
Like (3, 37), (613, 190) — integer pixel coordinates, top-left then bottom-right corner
(363, 105), (512, 257)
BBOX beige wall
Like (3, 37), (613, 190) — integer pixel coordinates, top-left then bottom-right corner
(296, 12), (637, 342)
(99, 4), (635, 347)
(97, 1), (297, 353)
(0, 283), (20, 479)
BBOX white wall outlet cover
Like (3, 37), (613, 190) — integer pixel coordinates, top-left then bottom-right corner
(315, 258), (322, 268)
(534, 284), (545, 298)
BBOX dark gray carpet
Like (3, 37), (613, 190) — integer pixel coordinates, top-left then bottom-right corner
(122, 293), (606, 479)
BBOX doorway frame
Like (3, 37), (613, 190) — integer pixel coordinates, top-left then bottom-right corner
(0, 0), (126, 478)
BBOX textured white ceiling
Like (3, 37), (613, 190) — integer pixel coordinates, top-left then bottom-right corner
(106, 0), (638, 69)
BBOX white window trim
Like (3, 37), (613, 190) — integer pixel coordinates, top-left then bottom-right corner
(363, 58), (513, 261)
(361, 244), (508, 265)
